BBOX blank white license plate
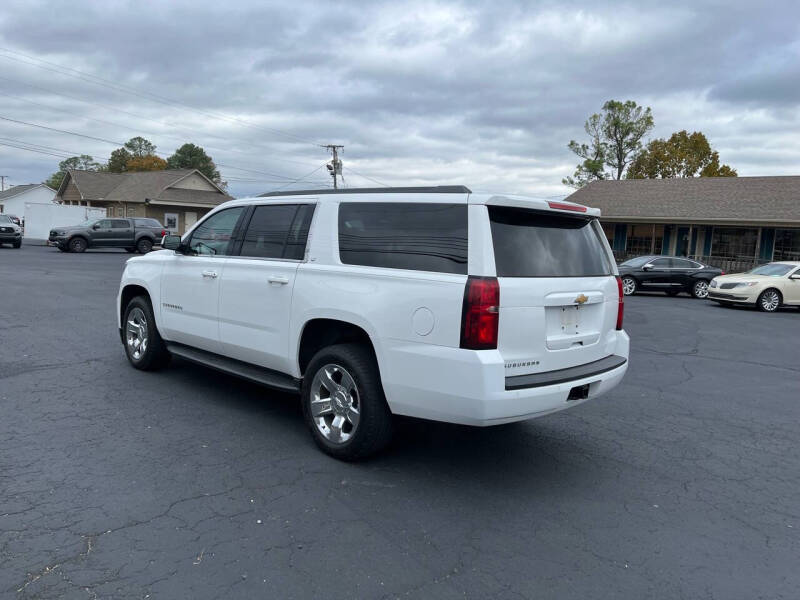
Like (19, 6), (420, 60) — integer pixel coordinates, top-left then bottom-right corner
(560, 306), (581, 332)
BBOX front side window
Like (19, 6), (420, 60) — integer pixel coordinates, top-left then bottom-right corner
(489, 206), (612, 277)
(96, 219), (113, 229)
(338, 202), (468, 274)
(240, 204), (314, 260)
(186, 207), (245, 256)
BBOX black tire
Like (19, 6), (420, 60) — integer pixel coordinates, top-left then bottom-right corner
(665, 290), (680, 297)
(691, 280), (710, 299)
(69, 237), (87, 253)
(621, 276), (637, 296)
(12, 240), (21, 249)
(125, 248), (136, 253)
(136, 238), (153, 254)
(301, 343), (393, 460)
(756, 288), (781, 313)
(122, 295), (171, 370)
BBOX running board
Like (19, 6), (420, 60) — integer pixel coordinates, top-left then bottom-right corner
(165, 342), (301, 393)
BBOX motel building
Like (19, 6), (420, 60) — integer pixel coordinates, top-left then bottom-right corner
(566, 176), (800, 272)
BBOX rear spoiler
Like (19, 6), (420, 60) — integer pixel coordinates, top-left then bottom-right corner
(484, 195), (600, 217)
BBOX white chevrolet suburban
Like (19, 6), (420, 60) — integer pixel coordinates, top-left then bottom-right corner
(117, 186), (629, 459)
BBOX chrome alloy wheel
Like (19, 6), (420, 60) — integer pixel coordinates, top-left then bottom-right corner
(622, 277), (636, 296)
(760, 290), (780, 312)
(693, 280), (709, 299)
(309, 363), (360, 444)
(126, 307), (149, 360)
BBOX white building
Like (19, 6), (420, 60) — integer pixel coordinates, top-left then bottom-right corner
(0, 184), (57, 220)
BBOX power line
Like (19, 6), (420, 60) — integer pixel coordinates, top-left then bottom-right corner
(344, 165), (389, 187)
(0, 114), (320, 182)
(0, 76), (324, 170)
(0, 47), (322, 147)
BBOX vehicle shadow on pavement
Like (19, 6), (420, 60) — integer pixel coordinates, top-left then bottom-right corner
(167, 357), (594, 484)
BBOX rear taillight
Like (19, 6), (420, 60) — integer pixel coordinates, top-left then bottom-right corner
(460, 276), (499, 350)
(720, 271), (725, 275)
(161, 230), (168, 237)
(615, 276), (624, 331)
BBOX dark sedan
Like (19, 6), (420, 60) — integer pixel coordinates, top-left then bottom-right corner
(618, 255), (723, 298)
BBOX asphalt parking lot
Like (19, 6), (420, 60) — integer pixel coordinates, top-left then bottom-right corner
(1, 244), (799, 599)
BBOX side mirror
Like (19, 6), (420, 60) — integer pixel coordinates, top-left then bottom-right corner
(642, 264), (653, 271)
(790, 274), (800, 280)
(162, 234), (182, 251)
(92, 223), (101, 230)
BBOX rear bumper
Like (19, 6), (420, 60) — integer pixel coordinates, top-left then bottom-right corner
(381, 331), (630, 426)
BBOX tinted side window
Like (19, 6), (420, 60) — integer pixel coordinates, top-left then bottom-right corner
(240, 204), (314, 259)
(187, 207), (245, 256)
(134, 218), (161, 227)
(651, 258), (670, 267)
(671, 258), (697, 269)
(97, 219), (113, 228)
(338, 203), (468, 274)
(111, 219), (130, 229)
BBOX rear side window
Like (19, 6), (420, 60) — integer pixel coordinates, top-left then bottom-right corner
(110, 219), (130, 229)
(134, 218), (161, 227)
(240, 204), (314, 260)
(338, 202), (468, 274)
(488, 206), (612, 277)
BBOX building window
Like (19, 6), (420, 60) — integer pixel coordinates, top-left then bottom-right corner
(625, 224), (663, 256)
(773, 229), (800, 261)
(117, 207), (124, 217)
(710, 227), (758, 259)
(601, 222), (614, 246)
(127, 205), (137, 217)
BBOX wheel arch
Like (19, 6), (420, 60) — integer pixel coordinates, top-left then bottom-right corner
(296, 318), (379, 378)
(68, 234), (89, 247)
(119, 284), (153, 341)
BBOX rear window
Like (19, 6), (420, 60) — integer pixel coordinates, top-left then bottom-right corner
(339, 202), (467, 274)
(488, 206), (612, 277)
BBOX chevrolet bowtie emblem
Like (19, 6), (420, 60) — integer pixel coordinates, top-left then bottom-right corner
(574, 294), (589, 305)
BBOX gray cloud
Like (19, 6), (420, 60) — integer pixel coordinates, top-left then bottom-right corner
(0, 0), (798, 198)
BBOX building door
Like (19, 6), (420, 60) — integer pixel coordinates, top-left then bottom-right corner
(185, 211), (197, 231)
(676, 227), (690, 256)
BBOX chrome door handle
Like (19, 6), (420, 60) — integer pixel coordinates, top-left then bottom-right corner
(201, 270), (218, 279)
(268, 275), (289, 285)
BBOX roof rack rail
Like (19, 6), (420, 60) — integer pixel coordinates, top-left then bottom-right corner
(259, 185), (472, 197)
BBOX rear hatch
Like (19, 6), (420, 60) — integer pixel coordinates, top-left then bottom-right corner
(487, 204), (619, 377)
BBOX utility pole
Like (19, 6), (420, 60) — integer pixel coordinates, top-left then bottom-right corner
(322, 145), (343, 189)
(0, 176), (6, 191)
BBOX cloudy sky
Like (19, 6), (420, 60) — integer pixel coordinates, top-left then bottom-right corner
(0, 0), (798, 199)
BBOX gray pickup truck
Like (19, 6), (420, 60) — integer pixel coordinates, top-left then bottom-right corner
(49, 217), (168, 253)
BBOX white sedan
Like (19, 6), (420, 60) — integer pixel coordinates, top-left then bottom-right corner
(707, 262), (800, 312)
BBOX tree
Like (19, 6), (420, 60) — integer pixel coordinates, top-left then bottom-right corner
(126, 155), (168, 172)
(627, 131), (737, 179)
(107, 147), (132, 173)
(124, 136), (157, 158)
(44, 155), (101, 189)
(562, 114), (608, 187)
(166, 143), (221, 183)
(565, 99), (654, 187)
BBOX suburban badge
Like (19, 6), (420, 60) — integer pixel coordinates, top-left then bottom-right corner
(574, 293), (589, 305)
